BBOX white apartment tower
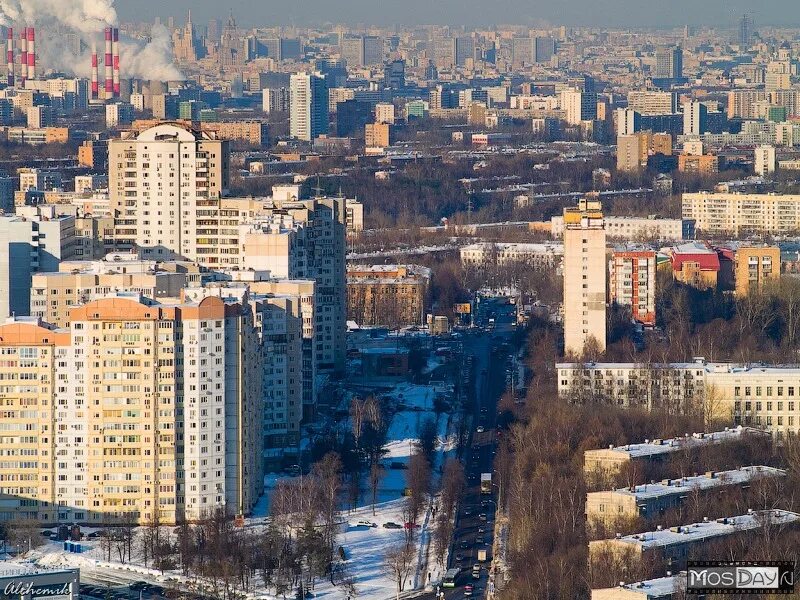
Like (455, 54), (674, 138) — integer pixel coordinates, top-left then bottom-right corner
(563, 199), (606, 356)
(290, 72), (329, 141)
(108, 123), (230, 259)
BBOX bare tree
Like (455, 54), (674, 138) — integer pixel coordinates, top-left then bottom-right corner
(384, 543), (416, 599)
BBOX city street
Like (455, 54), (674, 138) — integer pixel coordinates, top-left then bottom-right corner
(421, 298), (519, 600)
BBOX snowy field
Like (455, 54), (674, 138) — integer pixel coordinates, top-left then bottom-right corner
(3, 378), (458, 600)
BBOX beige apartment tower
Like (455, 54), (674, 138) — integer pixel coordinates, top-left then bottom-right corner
(563, 199), (606, 356)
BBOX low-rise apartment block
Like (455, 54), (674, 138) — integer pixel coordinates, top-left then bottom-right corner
(347, 264), (430, 328)
(609, 249), (657, 326)
(460, 242), (563, 268)
(552, 216), (693, 241)
(584, 426), (767, 481)
(589, 510), (800, 573)
(586, 466), (785, 527)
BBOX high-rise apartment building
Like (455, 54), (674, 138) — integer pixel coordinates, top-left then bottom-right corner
(0, 293), (262, 525)
(239, 195), (346, 375)
(289, 72), (329, 141)
(561, 90), (598, 126)
(754, 144), (776, 176)
(609, 250), (657, 326)
(109, 122), (230, 257)
(683, 101), (708, 135)
(340, 35), (382, 67)
(563, 199), (606, 356)
(0, 210), (76, 319)
(654, 46), (683, 79)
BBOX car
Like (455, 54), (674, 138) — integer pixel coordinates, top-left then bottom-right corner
(477, 527), (485, 535)
(464, 584), (474, 596)
(86, 530), (105, 539)
(459, 540), (469, 549)
(476, 425), (485, 433)
(353, 520), (377, 528)
(479, 513), (487, 521)
(454, 552), (465, 562)
(463, 509), (473, 517)
(129, 581), (148, 591)
(403, 522), (418, 530)
(383, 522), (403, 529)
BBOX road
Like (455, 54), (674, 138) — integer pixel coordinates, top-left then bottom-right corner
(420, 297), (519, 600)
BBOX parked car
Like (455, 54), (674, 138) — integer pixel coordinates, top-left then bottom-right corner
(353, 520), (377, 528)
(383, 522), (403, 529)
(403, 522), (418, 530)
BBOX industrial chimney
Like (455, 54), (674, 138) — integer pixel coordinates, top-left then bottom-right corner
(104, 26), (112, 97)
(6, 28), (13, 87)
(26, 27), (34, 80)
(91, 45), (98, 99)
(19, 28), (26, 83)
(112, 27), (120, 96)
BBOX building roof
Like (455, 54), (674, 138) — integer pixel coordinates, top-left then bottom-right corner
(669, 241), (720, 271)
(603, 573), (684, 598)
(587, 426), (768, 459)
(605, 510), (799, 550)
(601, 466), (784, 501)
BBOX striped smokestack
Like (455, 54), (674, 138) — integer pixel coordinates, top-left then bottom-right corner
(26, 27), (34, 80)
(104, 26), (112, 96)
(19, 28), (26, 82)
(91, 45), (98, 99)
(6, 28), (13, 87)
(112, 27), (120, 96)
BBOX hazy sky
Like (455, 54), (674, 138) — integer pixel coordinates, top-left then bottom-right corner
(117, 0), (798, 29)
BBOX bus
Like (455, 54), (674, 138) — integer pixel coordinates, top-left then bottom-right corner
(443, 567), (461, 588)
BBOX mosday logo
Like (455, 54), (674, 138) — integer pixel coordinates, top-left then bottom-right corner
(687, 561), (795, 594)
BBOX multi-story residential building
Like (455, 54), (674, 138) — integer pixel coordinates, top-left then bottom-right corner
(734, 246), (780, 297)
(29, 261), (196, 327)
(239, 195), (346, 375)
(18, 168), (62, 192)
(109, 122), (230, 257)
(561, 90), (598, 125)
(552, 215), (693, 241)
(559, 358), (800, 437)
(105, 102), (134, 129)
(347, 264), (430, 328)
(365, 122), (392, 147)
(609, 249), (657, 326)
(616, 132), (673, 172)
(727, 90), (768, 119)
(653, 46), (683, 80)
(682, 101), (707, 136)
(340, 35), (383, 67)
(584, 426), (768, 481)
(0, 209), (76, 319)
(375, 102), (395, 125)
(345, 198), (364, 234)
(0, 293), (262, 525)
(289, 72), (329, 141)
(182, 281), (305, 468)
(682, 192), (800, 235)
(586, 466), (785, 527)
(754, 144), (776, 176)
(627, 91), (678, 116)
(563, 199), (606, 355)
(677, 153), (719, 174)
(589, 510), (800, 573)
(460, 242), (563, 268)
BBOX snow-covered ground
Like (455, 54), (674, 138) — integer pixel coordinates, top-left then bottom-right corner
(3, 376), (458, 600)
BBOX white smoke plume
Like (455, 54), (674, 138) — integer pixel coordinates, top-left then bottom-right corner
(0, 0), (182, 81)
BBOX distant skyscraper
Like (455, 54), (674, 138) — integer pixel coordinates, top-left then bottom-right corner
(290, 72), (329, 141)
(654, 46), (683, 79)
(739, 14), (752, 47)
(207, 18), (220, 43)
(455, 36), (475, 66)
(340, 35), (382, 67)
(383, 60), (405, 89)
(535, 37), (556, 63)
(683, 101), (708, 135)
